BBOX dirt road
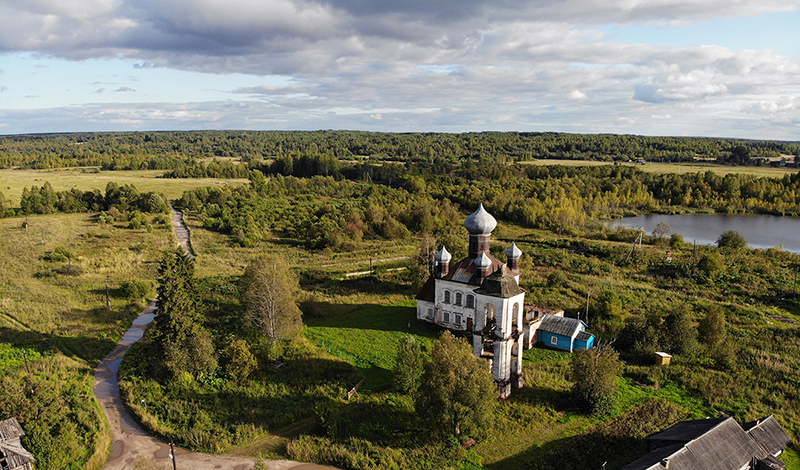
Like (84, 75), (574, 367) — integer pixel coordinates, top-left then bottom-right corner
(91, 210), (338, 470)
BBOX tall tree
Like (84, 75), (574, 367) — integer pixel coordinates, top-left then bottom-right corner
(394, 335), (425, 395)
(241, 255), (303, 342)
(151, 248), (216, 379)
(570, 345), (622, 415)
(416, 332), (496, 440)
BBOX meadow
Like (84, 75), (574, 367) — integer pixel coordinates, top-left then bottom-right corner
(0, 167), (248, 202)
(1, 154), (799, 469)
(0, 212), (175, 469)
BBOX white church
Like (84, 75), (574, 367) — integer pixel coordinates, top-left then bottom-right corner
(416, 203), (593, 399)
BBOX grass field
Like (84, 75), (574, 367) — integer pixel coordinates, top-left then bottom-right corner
(0, 212), (176, 470)
(521, 159), (799, 177)
(0, 168), (248, 202)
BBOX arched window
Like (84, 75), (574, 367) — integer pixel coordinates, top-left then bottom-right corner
(512, 303), (519, 327)
(443, 290), (451, 304)
(466, 294), (475, 308)
(485, 303), (495, 321)
(455, 292), (463, 306)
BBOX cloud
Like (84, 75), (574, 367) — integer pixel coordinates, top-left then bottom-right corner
(568, 90), (588, 100)
(1, 86), (7, 92)
(94, 88), (105, 93)
(114, 86), (135, 92)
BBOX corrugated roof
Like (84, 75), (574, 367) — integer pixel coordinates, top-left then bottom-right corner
(575, 331), (593, 341)
(621, 444), (703, 470)
(646, 417), (728, 446)
(538, 314), (584, 337)
(627, 416), (790, 470)
(684, 417), (765, 470)
(744, 415), (791, 457)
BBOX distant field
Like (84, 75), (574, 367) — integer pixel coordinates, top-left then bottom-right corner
(0, 168), (248, 203)
(522, 159), (799, 177)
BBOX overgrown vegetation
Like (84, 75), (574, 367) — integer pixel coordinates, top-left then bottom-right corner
(1, 130), (798, 469)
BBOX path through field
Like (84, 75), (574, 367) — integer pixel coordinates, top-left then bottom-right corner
(92, 209), (338, 470)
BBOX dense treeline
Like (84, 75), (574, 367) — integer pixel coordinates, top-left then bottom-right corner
(177, 160), (800, 249)
(1, 131), (798, 169)
(17, 182), (169, 216)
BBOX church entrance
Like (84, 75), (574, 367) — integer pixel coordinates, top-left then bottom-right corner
(467, 317), (473, 332)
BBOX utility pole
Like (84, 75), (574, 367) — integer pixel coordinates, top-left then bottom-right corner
(585, 291), (591, 325)
(169, 441), (177, 470)
(105, 277), (111, 311)
(23, 349), (30, 374)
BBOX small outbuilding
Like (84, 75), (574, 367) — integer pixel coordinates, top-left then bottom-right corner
(536, 314), (594, 352)
(655, 351), (672, 366)
(0, 417), (35, 470)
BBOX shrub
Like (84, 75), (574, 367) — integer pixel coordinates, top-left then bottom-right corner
(120, 279), (153, 301)
(716, 230), (747, 250)
(223, 339), (257, 381)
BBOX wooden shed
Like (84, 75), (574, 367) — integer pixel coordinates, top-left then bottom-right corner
(0, 417), (35, 470)
(655, 351), (672, 366)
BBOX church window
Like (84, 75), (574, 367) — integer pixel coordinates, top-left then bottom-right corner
(466, 294), (475, 308)
(454, 314), (462, 325)
(444, 291), (451, 304)
(455, 292), (463, 306)
(485, 303), (495, 321)
(512, 303), (519, 326)
(427, 308), (433, 319)
(443, 311), (451, 323)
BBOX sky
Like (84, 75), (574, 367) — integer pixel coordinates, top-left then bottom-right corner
(1, 0), (799, 139)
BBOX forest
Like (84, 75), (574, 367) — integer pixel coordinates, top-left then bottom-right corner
(0, 130), (799, 470)
(1, 130), (798, 170)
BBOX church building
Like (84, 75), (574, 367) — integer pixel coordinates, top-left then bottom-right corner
(415, 203), (526, 399)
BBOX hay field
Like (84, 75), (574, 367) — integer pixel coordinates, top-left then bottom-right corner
(0, 168), (248, 203)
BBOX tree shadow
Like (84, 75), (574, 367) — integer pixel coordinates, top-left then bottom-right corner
(303, 301), (439, 337)
(0, 326), (117, 364)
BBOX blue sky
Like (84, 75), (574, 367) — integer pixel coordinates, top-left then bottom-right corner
(1, 0), (798, 139)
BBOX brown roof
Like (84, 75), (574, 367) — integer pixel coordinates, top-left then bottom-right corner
(474, 265), (523, 298)
(416, 276), (436, 302)
(442, 254), (505, 286)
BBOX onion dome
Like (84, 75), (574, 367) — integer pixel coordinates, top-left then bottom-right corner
(435, 246), (452, 263)
(474, 252), (492, 270)
(464, 203), (497, 235)
(505, 242), (522, 259)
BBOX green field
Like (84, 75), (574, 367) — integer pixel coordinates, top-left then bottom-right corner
(0, 212), (176, 469)
(0, 168), (248, 202)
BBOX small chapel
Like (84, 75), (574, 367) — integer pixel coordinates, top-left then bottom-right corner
(415, 203), (593, 398)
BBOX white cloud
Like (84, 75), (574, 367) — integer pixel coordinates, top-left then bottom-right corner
(568, 90), (588, 100)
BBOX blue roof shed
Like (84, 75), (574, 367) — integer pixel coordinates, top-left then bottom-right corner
(537, 314), (594, 352)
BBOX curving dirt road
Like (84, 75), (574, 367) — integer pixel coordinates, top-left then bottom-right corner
(92, 210), (337, 470)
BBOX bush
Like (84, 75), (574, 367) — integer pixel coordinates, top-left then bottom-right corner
(223, 339), (257, 381)
(716, 230), (747, 249)
(120, 279), (153, 301)
(570, 345), (622, 414)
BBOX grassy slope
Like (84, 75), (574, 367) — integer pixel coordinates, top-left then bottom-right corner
(0, 212), (174, 470)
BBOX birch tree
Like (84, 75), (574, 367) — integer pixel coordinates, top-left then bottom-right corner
(241, 255), (302, 342)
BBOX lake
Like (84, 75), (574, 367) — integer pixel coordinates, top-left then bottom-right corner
(607, 213), (800, 254)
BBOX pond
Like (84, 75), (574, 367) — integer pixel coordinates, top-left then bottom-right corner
(607, 213), (800, 254)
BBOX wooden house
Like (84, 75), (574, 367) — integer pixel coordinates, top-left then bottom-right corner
(621, 415), (791, 470)
(0, 418), (35, 470)
(536, 314), (594, 352)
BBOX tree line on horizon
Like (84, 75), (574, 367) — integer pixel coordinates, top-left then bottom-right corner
(1, 130), (798, 169)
